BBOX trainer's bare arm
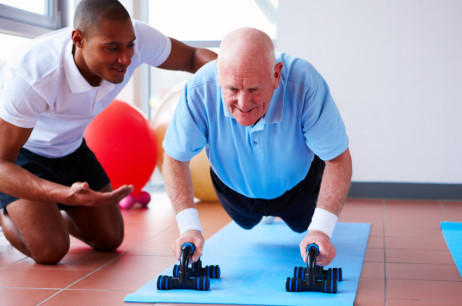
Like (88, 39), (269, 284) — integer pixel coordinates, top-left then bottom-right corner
(0, 118), (132, 206)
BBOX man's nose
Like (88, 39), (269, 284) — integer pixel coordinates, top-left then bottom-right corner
(118, 49), (132, 66)
(237, 91), (251, 109)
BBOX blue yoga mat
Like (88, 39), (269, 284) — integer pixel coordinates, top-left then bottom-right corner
(441, 222), (462, 277)
(125, 221), (370, 305)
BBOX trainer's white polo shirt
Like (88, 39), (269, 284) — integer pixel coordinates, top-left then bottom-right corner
(0, 20), (171, 158)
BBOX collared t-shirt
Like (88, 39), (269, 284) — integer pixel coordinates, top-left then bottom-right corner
(0, 20), (171, 158)
(163, 53), (349, 199)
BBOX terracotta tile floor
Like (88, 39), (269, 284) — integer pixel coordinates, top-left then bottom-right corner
(1, 194), (461, 305)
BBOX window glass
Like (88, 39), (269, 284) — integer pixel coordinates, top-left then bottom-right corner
(0, 0), (47, 15)
(149, 0), (276, 41)
(0, 33), (31, 71)
(148, 0), (277, 118)
(0, 0), (62, 33)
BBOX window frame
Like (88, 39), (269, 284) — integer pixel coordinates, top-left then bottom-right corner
(145, 0), (278, 119)
(0, 0), (67, 37)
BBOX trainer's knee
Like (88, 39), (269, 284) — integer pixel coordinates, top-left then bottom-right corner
(30, 240), (70, 265)
(90, 228), (124, 251)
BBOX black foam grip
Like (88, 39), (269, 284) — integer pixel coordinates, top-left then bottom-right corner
(157, 275), (172, 290)
(206, 265), (221, 279)
(194, 276), (210, 291)
(286, 277), (301, 292)
(322, 279), (337, 294)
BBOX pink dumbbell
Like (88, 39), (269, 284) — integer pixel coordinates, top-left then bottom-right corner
(133, 191), (151, 207)
(119, 191), (151, 209)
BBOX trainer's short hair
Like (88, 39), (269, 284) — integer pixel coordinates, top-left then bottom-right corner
(73, 0), (130, 37)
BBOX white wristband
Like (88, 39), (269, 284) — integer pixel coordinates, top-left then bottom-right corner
(176, 208), (203, 235)
(308, 208), (338, 238)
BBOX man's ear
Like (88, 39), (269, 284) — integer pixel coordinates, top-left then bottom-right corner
(273, 62), (283, 89)
(71, 30), (84, 48)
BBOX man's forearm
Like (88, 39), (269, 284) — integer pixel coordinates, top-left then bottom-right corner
(190, 47), (218, 73)
(315, 148), (352, 216)
(163, 153), (203, 235)
(0, 161), (68, 203)
(162, 153), (196, 213)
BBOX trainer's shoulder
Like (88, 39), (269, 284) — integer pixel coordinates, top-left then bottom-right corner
(11, 27), (72, 85)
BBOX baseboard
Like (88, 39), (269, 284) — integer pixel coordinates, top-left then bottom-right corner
(349, 182), (462, 200)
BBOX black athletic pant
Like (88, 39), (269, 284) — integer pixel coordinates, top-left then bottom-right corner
(210, 156), (325, 233)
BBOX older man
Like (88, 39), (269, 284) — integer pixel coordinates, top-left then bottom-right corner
(163, 27), (352, 266)
(0, 0), (216, 264)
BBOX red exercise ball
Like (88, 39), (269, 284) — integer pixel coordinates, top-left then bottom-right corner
(84, 100), (157, 194)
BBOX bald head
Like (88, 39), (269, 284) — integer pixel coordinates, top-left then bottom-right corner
(218, 27), (276, 73)
(217, 28), (282, 127)
(74, 0), (130, 38)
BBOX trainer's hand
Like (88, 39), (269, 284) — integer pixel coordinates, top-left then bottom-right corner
(66, 182), (133, 207)
(300, 230), (336, 266)
(173, 230), (204, 263)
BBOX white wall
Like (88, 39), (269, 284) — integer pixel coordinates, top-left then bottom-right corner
(278, 0), (462, 184)
(115, 0), (143, 109)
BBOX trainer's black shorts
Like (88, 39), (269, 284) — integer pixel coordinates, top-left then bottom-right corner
(0, 139), (110, 210)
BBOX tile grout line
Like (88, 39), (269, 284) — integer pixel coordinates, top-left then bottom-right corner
(0, 255), (29, 270)
(36, 225), (175, 305)
(439, 200), (451, 221)
(35, 252), (129, 305)
(382, 199), (388, 306)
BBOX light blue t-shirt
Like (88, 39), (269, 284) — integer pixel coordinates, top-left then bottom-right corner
(163, 53), (348, 199)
